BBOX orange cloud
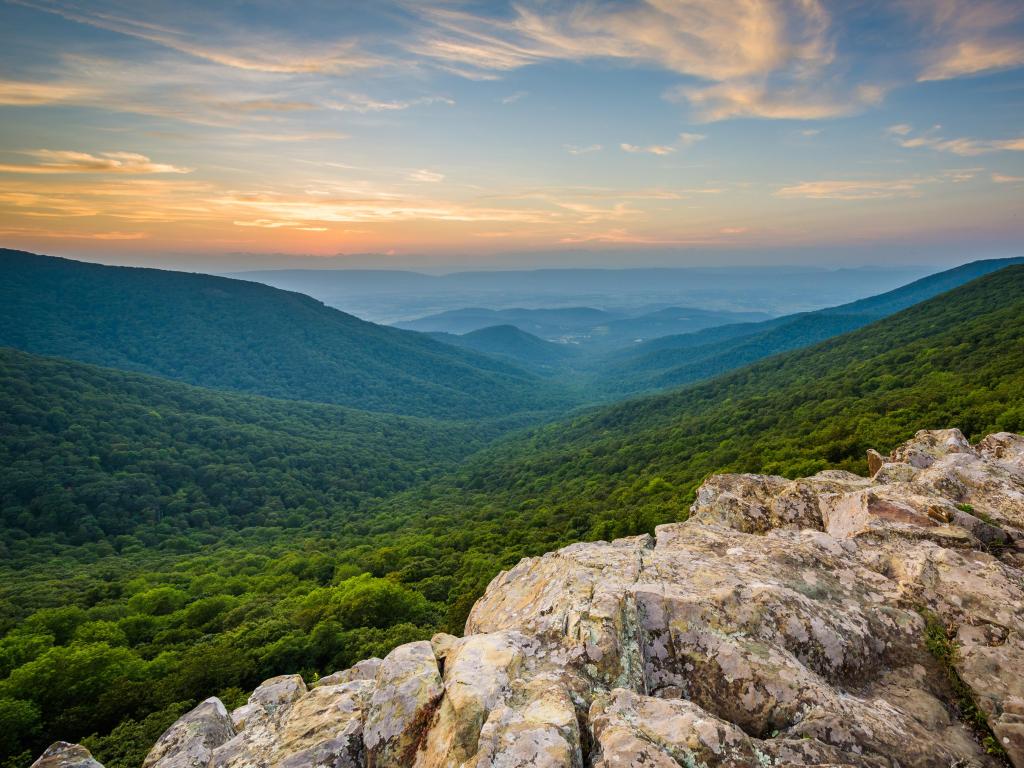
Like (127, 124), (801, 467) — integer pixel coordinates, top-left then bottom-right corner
(0, 150), (193, 174)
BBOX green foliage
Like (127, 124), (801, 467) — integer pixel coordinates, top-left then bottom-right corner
(1, 266), (1024, 763)
(0, 249), (572, 419)
(0, 347), (524, 547)
(82, 701), (192, 768)
(920, 609), (1007, 759)
(596, 256), (1024, 396)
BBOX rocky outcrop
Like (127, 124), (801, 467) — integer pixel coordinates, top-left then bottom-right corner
(37, 429), (1024, 767)
(30, 742), (104, 768)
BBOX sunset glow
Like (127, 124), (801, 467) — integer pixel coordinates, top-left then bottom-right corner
(1, 0), (1023, 268)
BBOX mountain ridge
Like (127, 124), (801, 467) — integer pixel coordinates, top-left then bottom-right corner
(0, 249), (571, 419)
(596, 256), (1024, 395)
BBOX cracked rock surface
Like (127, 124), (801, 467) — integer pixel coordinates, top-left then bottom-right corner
(36, 430), (1024, 767)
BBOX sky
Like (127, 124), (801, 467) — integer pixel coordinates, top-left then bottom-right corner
(0, 0), (1022, 270)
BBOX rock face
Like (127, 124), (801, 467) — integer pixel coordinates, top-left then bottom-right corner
(30, 742), (104, 768)
(38, 429), (1024, 767)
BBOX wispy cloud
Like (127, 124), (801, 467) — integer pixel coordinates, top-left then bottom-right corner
(407, 1), (886, 122)
(907, 0), (1024, 81)
(677, 132), (706, 147)
(0, 226), (148, 240)
(890, 125), (1024, 155)
(410, 1), (832, 81)
(675, 82), (886, 122)
(564, 144), (602, 155)
(992, 172), (1024, 183)
(620, 143), (675, 156)
(0, 79), (94, 105)
(408, 169), (445, 183)
(775, 178), (934, 200)
(921, 39), (1024, 80)
(325, 95), (455, 113)
(0, 150), (193, 174)
(12, 0), (383, 74)
(620, 132), (704, 155)
(501, 91), (528, 104)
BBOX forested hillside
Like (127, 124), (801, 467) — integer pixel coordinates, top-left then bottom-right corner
(596, 256), (1024, 395)
(427, 325), (577, 373)
(0, 347), (533, 553)
(371, 264), (1024, 626)
(3, 266), (1023, 767)
(399, 304), (770, 348)
(0, 250), (570, 419)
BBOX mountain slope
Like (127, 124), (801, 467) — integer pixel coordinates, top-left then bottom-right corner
(428, 325), (577, 372)
(3, 268), (1023, 765)
(598, 257), (1024, 395)
(0, 250), (569, 419)
(373, 265), (1024, 624)
(0, 347), (515, 550)
(398, 304), (770, 349)
(396, 306), (618, 336)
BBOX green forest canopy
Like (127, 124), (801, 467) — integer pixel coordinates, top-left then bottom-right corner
(0, 249), (572, 419)
(2, 266), (1024, 766)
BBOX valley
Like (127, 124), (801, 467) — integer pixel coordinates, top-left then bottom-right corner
(2, 251), (1023, 766)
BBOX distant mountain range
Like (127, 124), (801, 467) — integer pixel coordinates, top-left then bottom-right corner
(588, 256), (1024, 396)
(427, 325), (579, 374)
(398, 305), (771, 349)
(388, 263), (1024, 572)
(0, 249), (572, 419)
(229, 265), (931, 323)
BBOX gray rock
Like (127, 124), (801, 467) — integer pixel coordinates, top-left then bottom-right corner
(363, 641), (444, 767)
(31, 742), (104, 768)
(143, 697), (234, 768)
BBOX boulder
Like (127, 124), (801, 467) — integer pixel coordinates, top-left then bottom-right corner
(143, 697), (234, 768)
(31, 743), (104, 768)
(315, 657), (382, 687)
(364, 640), (444, 768)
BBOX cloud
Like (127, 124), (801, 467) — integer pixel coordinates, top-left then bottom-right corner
(675, 82), (886, 122)
(408, 1), (886, 122)
(799, 128), (821, 136)
(325, 94), (455, 113)
(225, 99), (317, 113)
(0, 150), (193, 174)
(620, 132), (705, 154)
(620, 143), (675, 155)
(0, 79), (93, 105)
(13, 0), (383, 74)
(564, 144), (602, 155)
(887, 124), (913, 136)
(232, 131), (350, 143)
(501, 91), (528, 104)
(920, 39), (1024, 80)
(411, 1), (832, 81)
(905, 0), (1024, 80)
(775, 178), (933, 200)
(0, 227), (148, 240)
(992, 172), (1024, 183)
(408, 169), (445, 183)
(891, 125), (1024, 155)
